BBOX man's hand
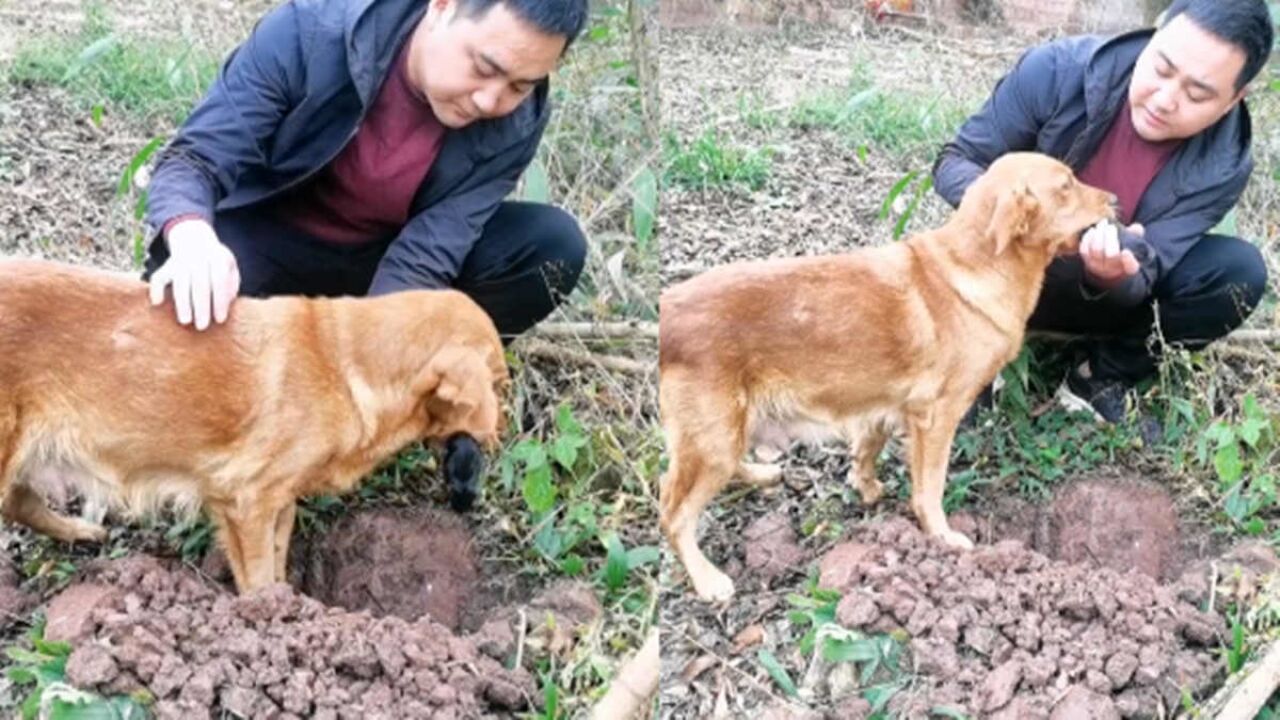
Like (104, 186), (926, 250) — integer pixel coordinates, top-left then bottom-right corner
(148, 219), (241, 330)
(1080, 220), (1142, 289)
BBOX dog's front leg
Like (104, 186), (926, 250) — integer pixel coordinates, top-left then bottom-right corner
(905, 409), (973, 550)
(209, 502), (279, 593)
(273, 502), (297, 584)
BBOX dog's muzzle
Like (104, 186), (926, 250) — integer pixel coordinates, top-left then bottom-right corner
(444, 433), (485, 512)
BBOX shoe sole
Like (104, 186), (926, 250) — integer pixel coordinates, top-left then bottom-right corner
(1054, 380), (1106, 423)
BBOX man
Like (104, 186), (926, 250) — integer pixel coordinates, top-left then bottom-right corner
(144, 0), (590, 340)
(935, 0), (1272, 439)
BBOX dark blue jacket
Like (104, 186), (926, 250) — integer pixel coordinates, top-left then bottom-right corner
(933, 29), (1254, 306)
(144, 0), (551, 294)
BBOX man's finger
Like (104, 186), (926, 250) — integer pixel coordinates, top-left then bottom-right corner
(1103, 227), (1120, 259)
(1127, 222), (1145, 236)
(212, 262), (236, 324)
(173, 266), (193, 326)
(148, 266), (171, 306)
(192, 262), (213, 331)
(1120, 250), (1140, 276)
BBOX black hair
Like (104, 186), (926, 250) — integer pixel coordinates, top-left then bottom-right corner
(456, 0), (590, 51)
(1161, 0), (1275, 91)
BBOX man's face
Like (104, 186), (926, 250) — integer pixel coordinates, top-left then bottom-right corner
(1128, 13), (1248, 143)
(410, 0), (566, 129)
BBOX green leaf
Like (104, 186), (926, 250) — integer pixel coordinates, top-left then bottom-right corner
(551, 435), (579, 472)
(1215, 444), (1244, 485)
(522, 464), (557, 514)
(6, 666), (37, 684)
(541, 674), (560, 719)
(116, 136), (164, 196)
(91, 104), (104, 127)
(756, 649), (798, 697)
(856, 145), (869, 163)
(602, 533), (629, 591)
(893, 176), (933, 240)
(21, 688), (40, 720)
(559, 554), (585, 576)
(521, 159), (550, 203)
(879, 170), (919, 221)
(1240, 418), (1267, 449)
(32, 639), (71, 658)
(62, 35), (118, 82)
(929, 707), (970, 719)
(555, 404), (583, 436)
(631, 165), (657, 253)
(864, 681), (903, 712)
(5, 647), (52, 665)
(822, 636), (878, 663)
(625, 545), (661, 569)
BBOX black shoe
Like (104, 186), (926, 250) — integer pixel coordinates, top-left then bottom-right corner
(1058, 362), (1162, 445)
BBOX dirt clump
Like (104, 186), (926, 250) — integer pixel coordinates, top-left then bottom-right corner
(53, 555), (535, 719)
(817, 516), (1231, 717)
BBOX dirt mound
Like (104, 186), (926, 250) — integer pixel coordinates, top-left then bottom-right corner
(292, 509), (480, 632)
(952, 478), (1191, 581)
(53, 555), (535, 719)
(816, 517), (1231, 717)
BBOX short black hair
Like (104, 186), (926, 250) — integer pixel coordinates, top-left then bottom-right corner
(456, 0), (590, 51)
(1161, 0), (1274, 91)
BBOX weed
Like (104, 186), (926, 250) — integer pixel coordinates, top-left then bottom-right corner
(5, 618), (150, 719)
(664, 129), (773, 191)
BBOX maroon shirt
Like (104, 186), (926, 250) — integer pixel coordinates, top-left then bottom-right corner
(270, 39), (447, 244)
(1077, 107), (1181, 225)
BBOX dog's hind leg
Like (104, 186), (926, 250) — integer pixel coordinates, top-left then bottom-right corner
(1, 484), (108, 543)
(845, 418), (890, 506)
(904, 405), (973, 550)
(209, 500), (279, 593)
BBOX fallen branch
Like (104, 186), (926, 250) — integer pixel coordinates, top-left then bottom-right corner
(1200, 637), (1280, 719)
(591, 629), (659, 720)
(518, 339), (652, 375)
(533, 321), (657, 340)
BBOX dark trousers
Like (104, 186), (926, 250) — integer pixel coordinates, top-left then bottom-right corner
(143, 201), (587, 339)
(1028, 234), (1268, 385)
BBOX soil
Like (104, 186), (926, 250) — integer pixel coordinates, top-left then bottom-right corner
(39, 509), (607, 720)
(659, 475), (1271, 718)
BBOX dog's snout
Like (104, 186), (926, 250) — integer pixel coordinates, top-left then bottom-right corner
(444, 433), (485, 512)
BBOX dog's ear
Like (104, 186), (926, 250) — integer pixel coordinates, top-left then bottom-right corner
(414, 346), (486, 416)
(986, 181), (1039, 255)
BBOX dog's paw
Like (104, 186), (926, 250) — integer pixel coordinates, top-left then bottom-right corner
(936, 529), (974, 551)
(853, 476), (884, 505)
(692, 569), (736, 603)
(737, 462), (783, 487)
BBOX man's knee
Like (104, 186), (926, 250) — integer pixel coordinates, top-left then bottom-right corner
(529, 205), (587, 298)
(1159, 235), (1269, 337)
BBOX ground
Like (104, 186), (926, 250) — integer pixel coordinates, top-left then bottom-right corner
(0, 0), (659, 717)
(658, 16), (1280, 720)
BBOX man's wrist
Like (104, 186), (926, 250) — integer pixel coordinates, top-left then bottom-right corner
(162, 213), (209, 243)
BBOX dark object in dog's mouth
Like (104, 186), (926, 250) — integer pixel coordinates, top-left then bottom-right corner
(444, 433), (485, 512)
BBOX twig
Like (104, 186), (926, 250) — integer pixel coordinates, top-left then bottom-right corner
(514, 608), (528, 672)
(591, 629), (660, 720)
(518, 338), (653, 375)
(533, 321), (658, 340)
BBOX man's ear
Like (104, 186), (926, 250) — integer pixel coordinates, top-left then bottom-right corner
(986, 181), (1038, 255)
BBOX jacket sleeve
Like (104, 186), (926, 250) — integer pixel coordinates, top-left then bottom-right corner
(1084, 172), (1249, 307)
(144, 2), (303, 234)
(367, 134), (543, 294)
(932, 43), (1062, 208)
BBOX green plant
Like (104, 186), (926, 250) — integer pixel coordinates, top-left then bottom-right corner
(879, 169), (933, 239)
(663, 130), (772, 191)
(1223, 608), (1250, 674)
(7, 4), (218, 123)
(1194, 394), (1278, 536)
(5, 620), (149, 719)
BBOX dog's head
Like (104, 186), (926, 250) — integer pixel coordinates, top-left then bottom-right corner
(966, 152), (1116, 259)
(414, 342), (509, 449)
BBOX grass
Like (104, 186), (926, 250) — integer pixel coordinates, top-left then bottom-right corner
(0, 0), (660, 718)
(4, 3), (218, 124)
(663, 128), (774, 191)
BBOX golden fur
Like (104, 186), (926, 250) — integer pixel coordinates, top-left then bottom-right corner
(0, 259), (507, 593)
(659, 153), (1116, 601)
